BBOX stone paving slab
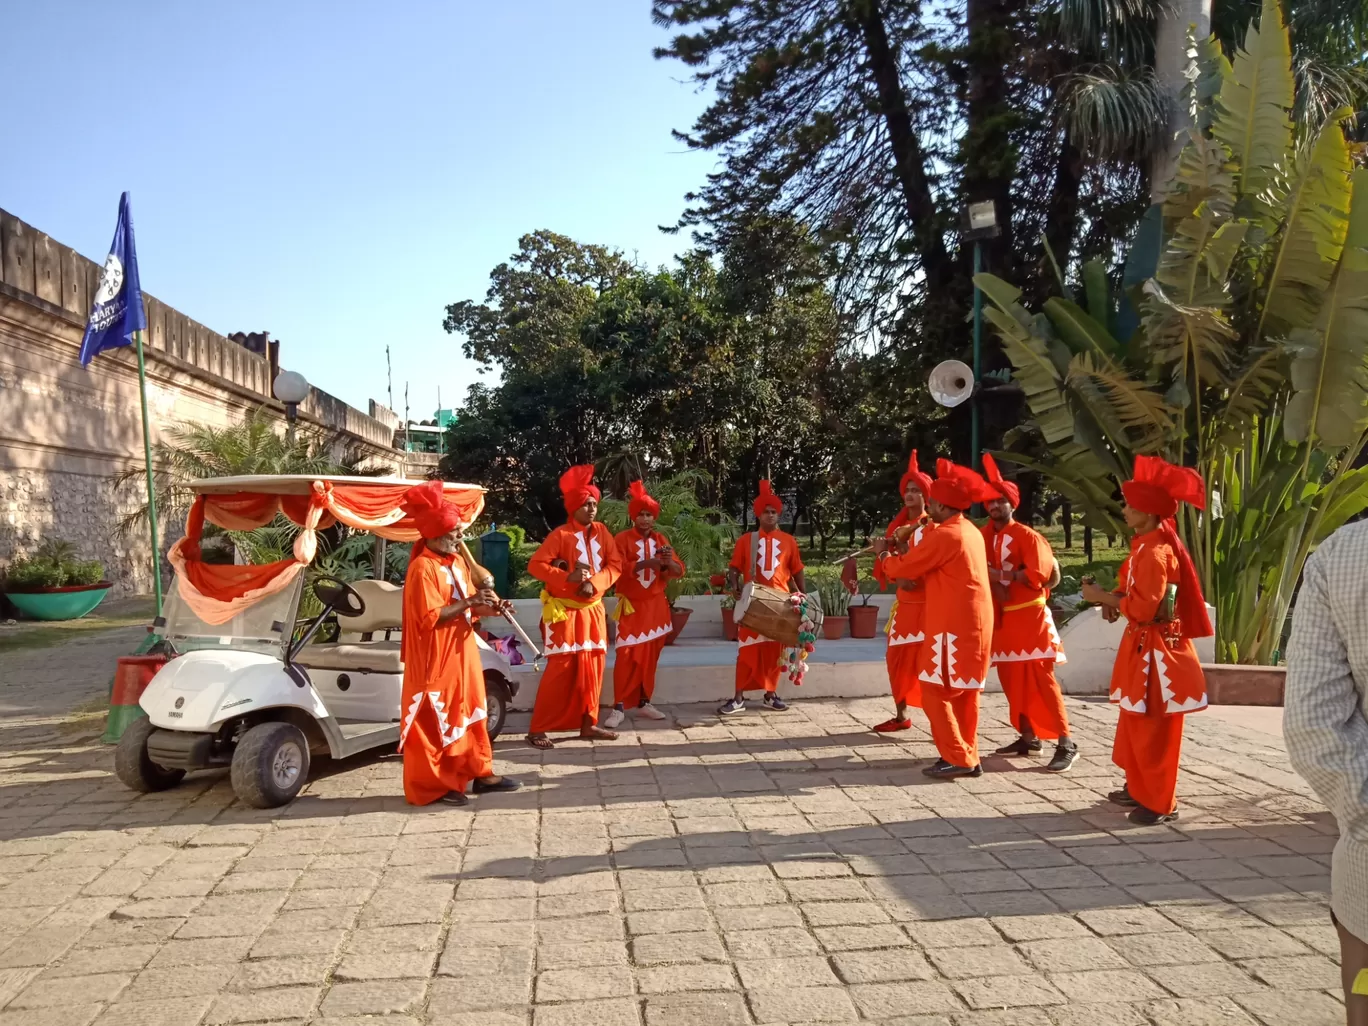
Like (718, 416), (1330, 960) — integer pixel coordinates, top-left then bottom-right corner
(0, 630), (1347, 1025)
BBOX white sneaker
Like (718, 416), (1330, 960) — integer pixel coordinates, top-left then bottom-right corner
(637, 702), (666, 720)
(603, 708), (626, 730)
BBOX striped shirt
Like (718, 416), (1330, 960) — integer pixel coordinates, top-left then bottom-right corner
(1284, 520), (1368, 943)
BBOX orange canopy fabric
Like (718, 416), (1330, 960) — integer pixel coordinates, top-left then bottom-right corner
(167, 479), (486, 625)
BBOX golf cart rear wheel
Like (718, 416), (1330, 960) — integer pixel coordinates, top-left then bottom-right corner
(484, 672), (510, 741)
(230, 722), (310, 808)
(114, 716), (186, 793)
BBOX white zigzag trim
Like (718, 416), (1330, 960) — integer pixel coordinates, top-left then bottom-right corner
(1109, 688), (1123, 702)
(949, 677), (987, 691)
(918, 634), (945, 684)
(542, 638), (608, 656)
(738, 634), (776, 649)
(398, 691), (425, 749)
(888, 631), (925, 648)
(616, 622), (672, 649)
(1166, 695), (1207, 714)
(397, 692), (488, 750)
(1119, 695), (1147, 713)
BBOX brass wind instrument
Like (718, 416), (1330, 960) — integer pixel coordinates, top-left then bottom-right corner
(828, 521), (919, 564)
(456, 537), (545, 669)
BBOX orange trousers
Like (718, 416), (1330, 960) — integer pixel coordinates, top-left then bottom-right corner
(613, 637), (666, 708)
(997, 661), (1069, 740)
(402, 707), (493, 806)
(886, 643), (924, 709)
(921, 683), (980, 767)
(529, 651), (606, 733)
(1112, 709), (1185, 814)
(735, 641), (783, 694)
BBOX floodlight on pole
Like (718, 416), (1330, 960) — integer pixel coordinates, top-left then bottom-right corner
(961, 199), (1000, 474)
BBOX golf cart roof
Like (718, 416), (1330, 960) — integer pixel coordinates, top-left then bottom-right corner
(189, 475), (486, 496)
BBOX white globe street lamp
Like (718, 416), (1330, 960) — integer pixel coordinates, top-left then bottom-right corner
(273, 370), (309, 444)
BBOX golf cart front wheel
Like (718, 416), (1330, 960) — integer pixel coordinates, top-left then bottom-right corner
(484, 672), (510, 741)
(114, 716), (186, 793)
(231, 722), (310, 808)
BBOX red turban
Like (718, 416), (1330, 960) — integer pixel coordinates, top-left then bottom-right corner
(752, 479), (783, 518)
(981, 452), (1020, 507)
(929, 459), (997, 511)
(559, 464), (601, 516)
(899, 449), (933, 499)
(1122, 454), (1205, 517)
(628, 479), (660, 520)
(1121, 455), (1212, 639)
(401, 480), (463, 540)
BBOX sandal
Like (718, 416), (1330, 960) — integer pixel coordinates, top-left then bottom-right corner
(873, 718), (912, 733)
(526, 733), (555, 750)
(579, 726), (620, 741)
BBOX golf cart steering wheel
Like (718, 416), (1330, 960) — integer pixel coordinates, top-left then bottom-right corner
(313, 576), (366, 617)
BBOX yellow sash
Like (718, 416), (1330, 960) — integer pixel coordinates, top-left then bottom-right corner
(609, 595), (636, 622)
(1002, 594), (1048, 613)
(540, 589), (599, 625)
(884, 597), (899, 635)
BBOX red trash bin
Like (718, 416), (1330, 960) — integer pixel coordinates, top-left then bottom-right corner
(102, 655), (169, 743)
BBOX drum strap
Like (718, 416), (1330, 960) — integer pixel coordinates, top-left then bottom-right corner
(750, 530), (759, 583)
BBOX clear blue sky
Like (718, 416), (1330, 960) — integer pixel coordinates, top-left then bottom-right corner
(1, 1), (714, 419)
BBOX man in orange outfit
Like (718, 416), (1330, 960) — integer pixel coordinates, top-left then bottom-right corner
(980, 454), (1078, 773)
(399, 481), (521, 806)
(871, 451), (935, 733)
(1081, 455), (1211, 825)
(719, 480), (806, 715)
(525, 465), (625, 750)
(605, 480), (685, 728)
(873, 460), (996, 778)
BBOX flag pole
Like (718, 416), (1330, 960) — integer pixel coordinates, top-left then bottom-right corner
(133, 329), (163, 617)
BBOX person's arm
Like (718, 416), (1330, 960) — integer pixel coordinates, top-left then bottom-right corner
(660, 535), (685, 579)
(726, 535), (747, 596)
(879, 526), (952, 581)
(588, 525), (623, 596)
(1285, 547), (1368, 845)
(788, 536), (806, 594)
(529, 531), (578, 598)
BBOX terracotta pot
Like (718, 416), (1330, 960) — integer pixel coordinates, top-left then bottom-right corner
(722, 607), (739, 641)
(1202, 663), (1285, 706)
(666, 606), (693, 646)
(848, 603), (879, 638)
(822, 615), (849, 641)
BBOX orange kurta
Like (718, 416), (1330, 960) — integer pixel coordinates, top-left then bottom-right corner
(529, 521), (624, 733)
(731, 529), (804, 693)
(873, 514), (933, 709)
(612, 528), (685, 707)
(1110, 529), (1207, 813)
(881, 514), (993, 766)
(399, 547), (494, 805)
(983, 520), (1069, 740)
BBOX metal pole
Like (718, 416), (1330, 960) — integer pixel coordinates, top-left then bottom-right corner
(134, 330), (163, 617)
(971, 241), (983, 471)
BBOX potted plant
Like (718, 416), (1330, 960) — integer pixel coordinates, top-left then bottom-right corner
(2, 540), (112, 621)
(721, 592), (739, 641)
(664, 577), (693, 645)
(848, 578), (880, 638)
(818, 581), (850, 641)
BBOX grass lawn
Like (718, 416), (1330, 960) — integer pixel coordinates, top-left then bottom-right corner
(0, 596), (156, 653)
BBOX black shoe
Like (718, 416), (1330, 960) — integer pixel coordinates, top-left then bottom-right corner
(1107, 787), (1139, 807)
(1128, 805), (1179, 825)
(472, 776), (522, 794)
(994, 736), (1043, 756)
(439, 790), (469, 806)
(1046, 743), (1079, 773)
(922, 761), (983, 779)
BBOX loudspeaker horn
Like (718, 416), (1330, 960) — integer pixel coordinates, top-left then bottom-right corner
(928, 360), (975, 408)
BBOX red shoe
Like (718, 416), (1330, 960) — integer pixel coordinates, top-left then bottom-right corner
(873, 718), (912, 733)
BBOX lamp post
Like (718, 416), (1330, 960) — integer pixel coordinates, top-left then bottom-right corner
(273, 370), (309, 446)
(963, 200), (1000, 472)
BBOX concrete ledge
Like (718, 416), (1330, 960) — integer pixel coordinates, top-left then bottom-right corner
(1204, 663), (1286, 706)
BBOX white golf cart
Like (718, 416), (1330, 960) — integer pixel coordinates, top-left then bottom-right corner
(114, 475), (535, 808)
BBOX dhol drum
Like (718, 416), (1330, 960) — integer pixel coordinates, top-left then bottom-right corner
(735, 582), (812, 646)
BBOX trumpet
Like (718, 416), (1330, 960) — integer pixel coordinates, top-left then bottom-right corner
(457, 537), (546, 669)
(828, 521), (920, 564)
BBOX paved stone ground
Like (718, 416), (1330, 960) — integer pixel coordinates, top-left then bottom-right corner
(0, 630), (1347, 1026)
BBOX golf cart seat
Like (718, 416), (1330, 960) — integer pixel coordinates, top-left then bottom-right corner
(296, 579), (404, 673)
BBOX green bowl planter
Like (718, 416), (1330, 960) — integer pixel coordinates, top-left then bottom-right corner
(5, 582), (112, 621)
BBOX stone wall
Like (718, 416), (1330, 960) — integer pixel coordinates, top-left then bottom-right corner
(0, 207), (404, 597)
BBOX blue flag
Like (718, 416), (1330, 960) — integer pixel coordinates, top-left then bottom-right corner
(79, 192), (147, 366)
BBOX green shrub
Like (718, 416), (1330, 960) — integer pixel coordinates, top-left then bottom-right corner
(817, 580), (851, 617)
(3, 539), (106, 590)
